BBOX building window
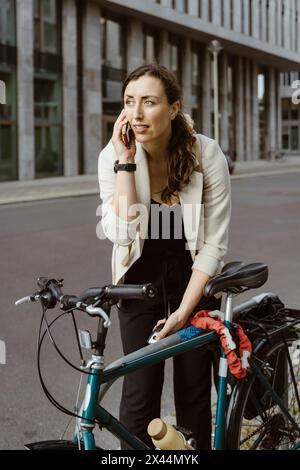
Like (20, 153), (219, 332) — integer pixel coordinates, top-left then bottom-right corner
(291, 126), (299, 150)
(282, 130), (289, 150)
(0, 0), (16, 46)
(101, 11), (126, 144)
(274, 1), (278, 45)
(281, 2), (285, 48)
(208, 0), (212, 21)
(258, 0), (262, 40)
(266, 0), (269, 42)
(0, 0), (17, 181)
(249, 0), (252, 36)
(102, 15), (125, 70)
(34, 0), (63, 178)
(183, 0), (188, 14)
(168, 33), (182, 84)
(241, 0), (244, 34)
(143, 24), (159, 64)
(257, 72), (267, 159)
(281, 100), (300, 152)
(282, 98), (289, 120)
(191, 42), (202, 132)
(0, 69), (17, 181)
(34, 0), (60, 54)
(221, 0), (225, 27)
(230, 0), (234, 29)
(291, 102), (299, 121)
(34, 76), (63, 177)
(296, 10), (298, 52)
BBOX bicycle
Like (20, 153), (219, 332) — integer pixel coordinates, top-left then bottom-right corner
(15, 261), (300, 450)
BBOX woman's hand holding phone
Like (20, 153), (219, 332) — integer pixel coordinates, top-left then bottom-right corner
(112, 109), (136, 163)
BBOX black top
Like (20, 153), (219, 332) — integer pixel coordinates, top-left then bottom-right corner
(140, 198), (187, 257)
(123, 198), (193, 306)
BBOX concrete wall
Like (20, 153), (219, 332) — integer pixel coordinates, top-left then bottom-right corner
(17, 0), (34, 180)
(62, 0), (78, 176)
(82, 2), (102, 174)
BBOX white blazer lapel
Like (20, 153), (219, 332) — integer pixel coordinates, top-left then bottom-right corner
(179, 171), (204, 254)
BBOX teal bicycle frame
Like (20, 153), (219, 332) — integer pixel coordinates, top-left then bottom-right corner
(74, 292), (300, 450)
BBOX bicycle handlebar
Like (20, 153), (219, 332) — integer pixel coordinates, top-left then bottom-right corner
(104, 283), (157, 300)
(15, 277), (158, 317)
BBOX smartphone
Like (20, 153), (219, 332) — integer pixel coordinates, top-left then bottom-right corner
(121, 121), (133, 148)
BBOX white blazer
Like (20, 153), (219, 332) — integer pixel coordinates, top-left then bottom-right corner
(98, 133), (231, 286)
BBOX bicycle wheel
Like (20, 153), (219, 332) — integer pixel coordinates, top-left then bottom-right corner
(226, 333), (300, 450)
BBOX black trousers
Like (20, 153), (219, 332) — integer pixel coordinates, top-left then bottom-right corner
(117, 250), (221, 450)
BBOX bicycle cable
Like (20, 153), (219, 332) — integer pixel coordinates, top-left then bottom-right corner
(39, 301), (103, 377)
(37, 310), (81, 419)
(37, 304), (100, 425)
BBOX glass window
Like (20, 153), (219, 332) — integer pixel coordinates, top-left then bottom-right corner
(144, 35), (155, 63)
(282, 109), (289, 120)
(257, 74), (265, 101)
(291, 103), (299, 120)
(143, 25), (159, 64)
(0, 0), (16, 46)
(282, 98), (289, 120)
(34, 77), (63, 177)
(282, 133), (289, 150)
(101, 13), (126, 121)
(0, 69), (17, 180)
(170, 44), (178, 73)
(168, 34), (181, 83)
(291, 126), (299, 150)
(192, 51), (199, 88)
(102, 18), (125, 69)
(34, 0), (59, 54)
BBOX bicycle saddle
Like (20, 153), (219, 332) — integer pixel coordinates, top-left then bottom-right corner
(204, 261), (269, 298)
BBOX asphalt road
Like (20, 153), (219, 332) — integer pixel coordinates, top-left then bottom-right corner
(0, 173), (299, 449)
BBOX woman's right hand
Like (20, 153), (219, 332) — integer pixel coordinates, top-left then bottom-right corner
(111, 109), (136, 163)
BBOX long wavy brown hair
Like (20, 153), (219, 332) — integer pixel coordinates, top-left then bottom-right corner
(122, 64), (200, 205)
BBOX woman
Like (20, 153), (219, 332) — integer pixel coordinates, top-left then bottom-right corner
(98, 64), (231, 450)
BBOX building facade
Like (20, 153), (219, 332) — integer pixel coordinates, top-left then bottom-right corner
(0, 0), (300, 181)
(280, 70), (300, 154)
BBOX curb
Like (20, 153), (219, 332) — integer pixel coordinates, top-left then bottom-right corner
(231, 167), (300, 179)
(0, 166), (299, 206)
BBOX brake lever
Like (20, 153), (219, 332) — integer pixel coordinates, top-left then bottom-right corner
(85, 305), (111, 328)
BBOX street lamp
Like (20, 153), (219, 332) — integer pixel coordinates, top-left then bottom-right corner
(208, 40), (223, 144)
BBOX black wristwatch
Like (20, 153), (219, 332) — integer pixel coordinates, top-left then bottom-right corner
(114, 160), (136, 173)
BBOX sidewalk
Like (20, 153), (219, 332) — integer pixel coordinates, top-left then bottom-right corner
(0, 156), (299, 205)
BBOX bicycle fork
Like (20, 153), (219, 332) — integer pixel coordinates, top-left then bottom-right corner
(213, 293), (234, 450)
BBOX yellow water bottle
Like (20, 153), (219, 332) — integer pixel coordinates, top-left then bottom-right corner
(147, 418), (194, 450)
